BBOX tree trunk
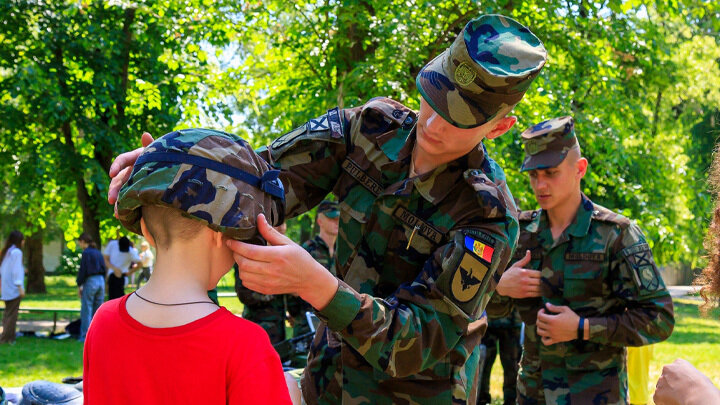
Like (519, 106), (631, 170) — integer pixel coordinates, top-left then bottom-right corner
(25, 229), (46, 294)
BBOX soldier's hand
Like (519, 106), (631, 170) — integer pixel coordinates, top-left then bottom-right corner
(495, 250), (542, 298)
(536, 303), (580, 345)
(108, 132), (155, 206)
(654, 359), (720, 405)
(228, 214), (339, 311)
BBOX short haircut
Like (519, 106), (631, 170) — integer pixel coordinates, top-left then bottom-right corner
(141, 205), (207, 249)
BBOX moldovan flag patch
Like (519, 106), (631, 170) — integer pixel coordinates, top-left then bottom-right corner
(464, 236), (494, 263)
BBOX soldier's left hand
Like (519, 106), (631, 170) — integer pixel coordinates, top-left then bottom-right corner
(227, 214), (339, 311)
(536, 303), (580, 345)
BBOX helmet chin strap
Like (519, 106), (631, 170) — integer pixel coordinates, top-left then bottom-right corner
(426, 111), (439, 128)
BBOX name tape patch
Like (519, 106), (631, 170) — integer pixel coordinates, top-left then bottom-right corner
(341, 158), (383, 196)
(564, 252), (605, 262)
(392, 206), (443, 244)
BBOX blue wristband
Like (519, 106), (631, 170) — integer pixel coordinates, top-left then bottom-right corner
(578, 316), (585, 340)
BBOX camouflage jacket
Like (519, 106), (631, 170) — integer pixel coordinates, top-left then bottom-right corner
(488, 194), (674, 405)
(261, 97), (519, 404)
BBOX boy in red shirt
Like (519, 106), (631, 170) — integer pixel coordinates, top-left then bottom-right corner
(83, 129), (292, 404)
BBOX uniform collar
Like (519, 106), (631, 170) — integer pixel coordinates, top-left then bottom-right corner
(313, 234), (330, 250)
(566, 193), (594, 238)
(527, 193), (594, 248)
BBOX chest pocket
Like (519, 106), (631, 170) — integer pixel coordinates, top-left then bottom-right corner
(380, 207), (445, 293)
(562, 251), (607, 312)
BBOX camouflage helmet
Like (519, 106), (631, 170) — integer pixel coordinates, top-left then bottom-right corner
(416, 14), (547, 129)
(520, 116), (578, 171)
(116, 129), (285, 241)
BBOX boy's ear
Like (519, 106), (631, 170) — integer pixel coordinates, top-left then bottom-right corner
(139, 217), (157, 249)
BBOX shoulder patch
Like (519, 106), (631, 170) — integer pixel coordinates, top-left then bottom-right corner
(361, 97), (414, 127)
(621, 243), (662, 292)
(436, 230), (507, 320)
(591, 204), (631, 228)
(269, 108), (345, 161)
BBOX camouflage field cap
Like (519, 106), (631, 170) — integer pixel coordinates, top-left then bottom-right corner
(116, 129), (285, 241)
(520, 116), (578, 171)
(416, 14), (547, 129)
(317, 200), (339, 218)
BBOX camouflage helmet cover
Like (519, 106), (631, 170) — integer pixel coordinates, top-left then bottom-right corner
(520, 115), (578, 171)
(116, 129), (285, 241)
(416, 14), (547, 129)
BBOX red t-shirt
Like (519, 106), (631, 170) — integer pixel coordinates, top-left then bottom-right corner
(83, 294), (291, 404)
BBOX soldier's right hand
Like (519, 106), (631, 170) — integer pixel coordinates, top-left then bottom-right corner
(108, 132), (155, 206)
(495, 250), (542, 298)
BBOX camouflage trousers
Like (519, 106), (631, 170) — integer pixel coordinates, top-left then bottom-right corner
(517, 324), (629, 405)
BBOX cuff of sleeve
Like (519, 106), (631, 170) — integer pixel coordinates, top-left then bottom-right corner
(317, 280), (362, 331)
(587, 317), (607, 343)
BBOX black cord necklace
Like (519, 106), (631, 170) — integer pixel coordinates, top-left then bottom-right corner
(133, 290), (217, 307)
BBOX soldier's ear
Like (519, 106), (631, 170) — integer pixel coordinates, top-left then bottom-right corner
(576, 157), (588, 179)
(485, 116), (517, 140)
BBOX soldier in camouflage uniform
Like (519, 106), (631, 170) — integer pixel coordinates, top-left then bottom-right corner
(108, 14), (547, 405)
(287, 200), (339, 340)
(489, 116), (675, 405)
(234, 263), (288, 344)
(477, 294), (522, 405)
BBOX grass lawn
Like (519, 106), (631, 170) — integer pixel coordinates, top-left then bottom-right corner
(3, 276), (720, 405)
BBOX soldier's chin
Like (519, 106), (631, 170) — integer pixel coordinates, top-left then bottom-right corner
(536, 196), (554, 210)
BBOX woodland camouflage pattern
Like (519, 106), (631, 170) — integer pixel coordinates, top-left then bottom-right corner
(234, 273), (287, 344)
(520, 116), (577, 172)
(487, 195), (674, 405)
(416, 14), (547, 129)
(260, 96), (519, 404)
(116, 128), (284, 241)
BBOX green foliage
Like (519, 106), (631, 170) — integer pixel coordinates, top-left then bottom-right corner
(220, 0), (720, 267)
(0, 0), (718, 269)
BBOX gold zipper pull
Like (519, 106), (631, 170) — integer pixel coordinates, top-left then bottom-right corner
(406, 225), (420, 250)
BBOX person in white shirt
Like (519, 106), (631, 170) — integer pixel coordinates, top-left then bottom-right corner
(0, 230), (25, 344)
(103, 236), (140, 300)
(135, 240), (154, 288)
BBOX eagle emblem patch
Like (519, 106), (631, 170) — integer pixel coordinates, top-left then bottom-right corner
(451, 254), (488, 303)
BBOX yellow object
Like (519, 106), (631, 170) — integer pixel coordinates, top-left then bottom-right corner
(627, 345), (653, 404)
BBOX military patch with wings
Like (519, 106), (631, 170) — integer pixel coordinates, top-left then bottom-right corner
(449, 235), (495, 303)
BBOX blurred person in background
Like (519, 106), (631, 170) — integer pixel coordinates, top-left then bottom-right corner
(135, 240), (154, 288)
(0, 230), (25, 344)
(103, 235), (140, 300)
(76, 232), (106, 342)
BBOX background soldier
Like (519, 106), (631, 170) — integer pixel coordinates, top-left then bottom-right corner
(490, 116), (675, 404)
(477, 295), (522, 405)
(234, 223), (289, 345)
(287, 200), (339, 338)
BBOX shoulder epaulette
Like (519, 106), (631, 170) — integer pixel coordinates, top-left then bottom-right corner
(591, 204), (631, 229)
(518, 210), (539, 222)
(361, 97), (417, 129)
